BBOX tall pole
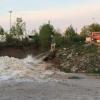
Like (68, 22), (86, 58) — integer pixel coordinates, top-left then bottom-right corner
(9, 10), (12, 33)
(92, 17), (95, 23)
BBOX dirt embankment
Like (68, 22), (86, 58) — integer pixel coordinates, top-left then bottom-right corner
(48, 45), (100, 73)
(0, 46), (39, 58)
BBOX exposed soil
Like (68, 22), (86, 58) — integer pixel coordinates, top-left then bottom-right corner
(0, 46), (39, 58)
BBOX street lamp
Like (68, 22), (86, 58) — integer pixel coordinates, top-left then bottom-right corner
(9, 10), (12, 33)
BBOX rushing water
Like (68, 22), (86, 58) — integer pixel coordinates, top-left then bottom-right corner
(0, 55), (44, 81)
(0, 55), (88, 82)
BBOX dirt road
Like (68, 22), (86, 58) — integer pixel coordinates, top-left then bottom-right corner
(0, 79), (100, 100)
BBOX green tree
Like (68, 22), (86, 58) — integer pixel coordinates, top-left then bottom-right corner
(39, 23), (55, 50)
(80, 23), (100, 38)
(30, 30), (40, 47)
(54, 31), (64, 47)
(89, 23), (100, 32)
(80, 26), (90, 37)
(64, 25), (77, 41)
(11, 18), (26, 36)
(0, 26), (4, 35)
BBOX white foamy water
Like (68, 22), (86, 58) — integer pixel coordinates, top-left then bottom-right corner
(0, 55), (49, 81)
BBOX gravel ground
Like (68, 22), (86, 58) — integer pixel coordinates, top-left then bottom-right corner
(0, 79), (100, 100)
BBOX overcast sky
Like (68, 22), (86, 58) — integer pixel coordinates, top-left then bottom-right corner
(0, 0), (100, 32)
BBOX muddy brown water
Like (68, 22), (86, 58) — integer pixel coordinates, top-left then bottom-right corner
(0, 46), (39, 58)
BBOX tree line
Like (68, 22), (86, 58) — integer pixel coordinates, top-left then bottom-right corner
(0, 18), (100, 50)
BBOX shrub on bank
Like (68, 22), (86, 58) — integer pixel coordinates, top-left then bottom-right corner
(55, 44), (100, 73)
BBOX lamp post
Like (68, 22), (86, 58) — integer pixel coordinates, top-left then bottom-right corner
(9, 10), (12, 33)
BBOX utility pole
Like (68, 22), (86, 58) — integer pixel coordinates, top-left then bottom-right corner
(9, 10), (12, 33)
(76, 28), (77, 33)
(92, 17), (95, 23)
(48, 20), (50, 25)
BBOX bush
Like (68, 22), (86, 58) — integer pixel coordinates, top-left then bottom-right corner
(39, 23), (55, 51)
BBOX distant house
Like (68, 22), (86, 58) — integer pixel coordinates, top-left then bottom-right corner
(12, 35), (27, 40)
(0, 35), (6, 42)
(26, 32), (35, 41)
(85, 37), (92, 43)
(0, 33), (35, 42)
(91, 32), (100, 42)
(86, 32), (100, 43)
